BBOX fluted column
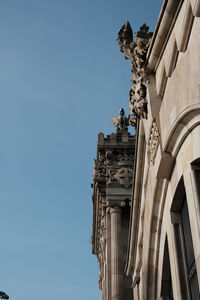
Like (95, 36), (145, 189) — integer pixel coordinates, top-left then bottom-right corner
(110, 206), (123, 300)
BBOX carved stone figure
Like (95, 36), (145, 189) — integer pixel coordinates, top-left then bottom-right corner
(93, 153), (106, 181)
(117, 22), (153, 120)
(110, 108), (130, 130)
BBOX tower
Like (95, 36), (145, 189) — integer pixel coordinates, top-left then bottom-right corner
(92, 109), (135, 300)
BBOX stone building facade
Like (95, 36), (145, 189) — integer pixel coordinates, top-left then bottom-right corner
(92, 121), (134, 300)
(91, 0), (200, 299)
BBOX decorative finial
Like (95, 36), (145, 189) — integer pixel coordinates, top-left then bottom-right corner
(117, 21), (153, 122)
(117, 21), (133, 54)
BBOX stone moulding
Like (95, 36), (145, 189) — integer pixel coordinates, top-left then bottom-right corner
(117, 21), (153, 123)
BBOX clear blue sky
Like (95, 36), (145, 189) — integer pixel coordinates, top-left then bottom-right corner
(0, 1), (162, 299)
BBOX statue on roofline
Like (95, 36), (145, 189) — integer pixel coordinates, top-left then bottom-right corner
(110, 108), (136, 130)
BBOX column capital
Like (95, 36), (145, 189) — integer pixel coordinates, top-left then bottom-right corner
(107, 200), (126, 210)
(110, 206), (122, 214)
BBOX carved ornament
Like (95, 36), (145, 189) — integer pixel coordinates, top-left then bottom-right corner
(93, 153), (106, 181)
(149, 121), (160, 163)
(110, 108), (134, 130)
(107, 200), (126, 208)
(114, 167), (133, 188)
(117, 22), (153, 122)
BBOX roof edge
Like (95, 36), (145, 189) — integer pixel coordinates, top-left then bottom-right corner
(147, 0), (183, 71)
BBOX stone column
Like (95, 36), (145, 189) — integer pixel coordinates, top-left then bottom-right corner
(106, 208), (111, 300)
(110, 206), (123, 300)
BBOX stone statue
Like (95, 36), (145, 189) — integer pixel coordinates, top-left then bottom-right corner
(110, 108), (130, 130)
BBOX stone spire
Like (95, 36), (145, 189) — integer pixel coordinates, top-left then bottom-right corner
(91, 126), (135, 299)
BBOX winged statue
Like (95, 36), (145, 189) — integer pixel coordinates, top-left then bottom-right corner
(110, 108), (130, 130)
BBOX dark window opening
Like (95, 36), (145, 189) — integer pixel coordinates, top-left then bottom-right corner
(161, 237), (174, 300)
(171, 177), (200, 300)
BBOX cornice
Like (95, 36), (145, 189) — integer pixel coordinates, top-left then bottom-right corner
(147, 0), (183, 71)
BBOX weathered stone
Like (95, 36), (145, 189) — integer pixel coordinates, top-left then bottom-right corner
(117, 22), (153, 121)
(91, 119), (135, 299)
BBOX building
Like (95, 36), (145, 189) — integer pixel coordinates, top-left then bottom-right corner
(91, 0), (200, 299)
(92, 110), (134, 300)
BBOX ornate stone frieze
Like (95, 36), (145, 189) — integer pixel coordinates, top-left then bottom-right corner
(93, 134), (134, 188)
(117, 22), (153, 122)
(93, 152), (106, 181)
(118, 152), (134, 166)
(148, 121), (160, 163)
(105, 151), (134, 188)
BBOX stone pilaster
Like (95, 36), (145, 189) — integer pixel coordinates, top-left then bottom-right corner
(110, 206), (123, 300)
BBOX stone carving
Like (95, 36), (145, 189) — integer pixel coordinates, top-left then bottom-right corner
(114, 168), (133, 188)
(97, 207), (107, 291)
(129, 77), (147, 119)
(93, 145), (134, 188)
(105, 150), (117, 166)
(93, 153), (106, 181)
(149, 121), (160, 162)
(107, 200), (126, 208)
(118, 152), (134, 167)
(110, 108), (130, 130)
(107, 168), (118, 185)
(117, 21), (153, 121)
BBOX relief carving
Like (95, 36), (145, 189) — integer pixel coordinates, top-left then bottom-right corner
(117, 22), (153, 122)
(114, 167), (133, 189)
(149, 121), (160, 162)
(106, 168), (118, 185)
(118, 152), (134, 167)
(93, 152), (106, 181)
